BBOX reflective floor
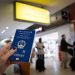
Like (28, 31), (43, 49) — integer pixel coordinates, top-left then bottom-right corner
(30, 57), (75, 75)
(5, 56), (75, 75)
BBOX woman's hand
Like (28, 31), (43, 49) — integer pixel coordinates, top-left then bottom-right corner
(0, 42), (16, 74)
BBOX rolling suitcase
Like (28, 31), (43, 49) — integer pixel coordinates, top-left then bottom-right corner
(69, 48), (75, 71)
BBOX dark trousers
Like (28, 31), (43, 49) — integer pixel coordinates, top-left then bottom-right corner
(37, 54), (45, 69)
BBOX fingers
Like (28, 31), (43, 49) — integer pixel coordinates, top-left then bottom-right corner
(9, 48), (17, 56)
(0, 42), (12, 56)
(1, 48), (17, 62)
(4, 42), (12, 50)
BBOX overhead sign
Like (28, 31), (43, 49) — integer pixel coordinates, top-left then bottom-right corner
(9, 30), (35, 62)
(15, 2), (50, 25)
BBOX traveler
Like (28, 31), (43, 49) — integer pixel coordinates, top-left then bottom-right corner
(60, 34), (73, 69)
(36, 38), (45, 72)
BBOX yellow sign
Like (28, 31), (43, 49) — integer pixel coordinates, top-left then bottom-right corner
(15, 2), (50, 25)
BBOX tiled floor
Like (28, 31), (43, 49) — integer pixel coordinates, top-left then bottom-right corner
(30, 57), (75, 75)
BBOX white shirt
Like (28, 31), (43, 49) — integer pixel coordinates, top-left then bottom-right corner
(36, 42), (44, 55)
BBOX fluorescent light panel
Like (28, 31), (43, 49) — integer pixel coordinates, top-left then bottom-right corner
(15, 2), (50, 25)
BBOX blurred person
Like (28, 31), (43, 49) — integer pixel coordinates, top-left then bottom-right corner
(73, 41), (75, 57)
(36, 38), (45, 72)
(60, 34), (73, 69)
(69, 41), (75, 71)
(0, 40), (16, 75)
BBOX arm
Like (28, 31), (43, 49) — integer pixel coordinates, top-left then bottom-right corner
(64, 40), (73, 47)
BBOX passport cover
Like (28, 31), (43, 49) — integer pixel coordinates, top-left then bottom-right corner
(9, 29), (35, 62)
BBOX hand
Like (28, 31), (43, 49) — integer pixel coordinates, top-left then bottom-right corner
(0, 42), (17, 74)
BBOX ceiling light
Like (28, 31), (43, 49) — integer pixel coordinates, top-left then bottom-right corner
(6, 27), (9, 29)
(35, 27), (42, 32)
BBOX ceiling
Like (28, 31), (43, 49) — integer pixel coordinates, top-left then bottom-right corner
(0, 0), (75, 41)
(0, 0), (75, 14)
(16, 0), (75, 14)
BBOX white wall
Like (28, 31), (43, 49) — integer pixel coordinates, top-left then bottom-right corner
(0, 3), (33, 40)
(36, 24), (72, 45)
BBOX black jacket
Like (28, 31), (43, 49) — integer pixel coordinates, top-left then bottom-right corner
(60, 38), (73, 52)
(73, 41), (75, 51)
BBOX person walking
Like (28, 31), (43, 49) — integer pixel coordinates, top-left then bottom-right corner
(60, 34), (73, 69)
(36, 38), (45, 72)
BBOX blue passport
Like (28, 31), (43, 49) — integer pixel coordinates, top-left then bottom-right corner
(9, 30), (35, 62)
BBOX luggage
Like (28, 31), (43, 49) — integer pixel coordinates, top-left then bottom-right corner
(69, 48), (75, 71)
(69, 57), (75, 71)
(68, 48), (73, 56)
(36, 55), (45, 72)
(59, 51), (62, 62)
